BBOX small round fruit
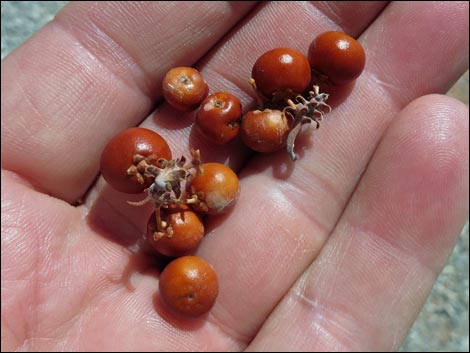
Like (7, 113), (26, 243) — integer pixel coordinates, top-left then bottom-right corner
(159, 256), (219, 317)
(147, 206), (204, 257)
(162, 67), (209, 111)
(190, 163), (240, 214)
(308, 31), (365, 86)
(196, 92), (242, 144)
(251, 48), (311, 99)
(240, 109), (290, 153)
(100, 127), (171, 193)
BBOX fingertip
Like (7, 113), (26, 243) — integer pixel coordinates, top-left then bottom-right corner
(360, 93), (468, 271)
(388, 94), (468, 184)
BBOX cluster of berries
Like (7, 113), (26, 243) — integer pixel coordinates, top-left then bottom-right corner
(100, 31), (365, 318)
(163, 31), (365, 161)
(100, 128), (238, 317)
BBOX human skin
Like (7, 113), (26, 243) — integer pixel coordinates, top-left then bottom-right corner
(1, 1), (468, 351)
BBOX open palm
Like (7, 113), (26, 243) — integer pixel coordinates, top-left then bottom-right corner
(2, 2), (468, 351)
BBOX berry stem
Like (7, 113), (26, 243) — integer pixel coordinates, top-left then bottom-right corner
(283, 85), (331, 161)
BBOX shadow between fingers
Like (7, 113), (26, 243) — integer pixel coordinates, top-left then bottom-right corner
(315, 80), (356, 109)
(86, 184), (155, 247)
(240, 130), (317, 181)
(151, 104), (197, 130)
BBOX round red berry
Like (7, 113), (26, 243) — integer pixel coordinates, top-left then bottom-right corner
(100, 127), (171, 193)
(196, 92), (242, 144)
(162, 67), (209, 111)
(147, 206), (204, 257)
(159, 256), (219, 317)
(190, 163), (240, 214)
(251, 48), (311, 99)
(308, 31), (365, 86)
(240, 109), (290, 153)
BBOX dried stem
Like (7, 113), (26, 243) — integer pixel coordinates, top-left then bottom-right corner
(126, 149), (208, 237)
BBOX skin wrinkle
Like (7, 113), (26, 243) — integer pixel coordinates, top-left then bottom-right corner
(289, 226), (429, 351)
(366, 68), (404, 106)
(2, 174), (99, 351)
(312, 1), (390, 33)
(59, 2), (174, 81)
(26, 228), (67, 351)
(53, 18), (153, 102)
(289, 286), (359, 351)
(42, 288), (107, 351)
(2, 65), (65, 175)
(316, 1), (343, 25)
(29, 202), (45, 353)
(304, 1), (343, 31)
(17, 27), (111, 127)
(8, 57), (49, 130)
(276, 180), (333, 236)
(207, 309), (250, 348)
(32, 249), (140, 350)
(1, 185), (30, 348)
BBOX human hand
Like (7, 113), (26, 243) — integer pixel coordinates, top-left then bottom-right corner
(1, 2), (468, 351)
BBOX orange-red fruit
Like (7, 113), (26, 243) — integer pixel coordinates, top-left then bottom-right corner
(308, 31), (365, 86)
(100, 127), (172, 193)
(162, 67), (209, 111)
(190, 163), (240, 214)
(147, 206), (204, 257)
(196, 92), (242, 144)
(251, 48), (311, 98)
(240, 109), (290, 153)
(159, 256), (219, 317)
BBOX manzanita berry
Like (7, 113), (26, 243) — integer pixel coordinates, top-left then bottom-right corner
(162, 67), (209, 111)
(147, 205), (204, 257)
(190, 163), (240, 214)
(159, 256), (219, 317)
(196, 92), (242, 144)
(240, 109), (290, 153)
(308, 31), (365, 86)
(251, 48), (311, 100)
(100, 127), (172, 193)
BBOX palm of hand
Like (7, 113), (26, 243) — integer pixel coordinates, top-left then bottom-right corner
(2, 2), (468, 351)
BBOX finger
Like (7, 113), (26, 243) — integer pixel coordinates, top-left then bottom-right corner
(246, 95), (469, 351)
(194, 1), (468, 342)
(0, 1), (256, 203)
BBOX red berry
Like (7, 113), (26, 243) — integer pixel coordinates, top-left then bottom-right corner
(100, 128), (172, 193)
(251, 48), (311, 99)
(196, 92), (242, 144)
(240, 109), (290, 153)
(147, 206), (204, 257)
(190, 163), (240, 214)
(162, 67), (209, 111)
(308, 31), (365, 86)
(159, 256), (219, 317)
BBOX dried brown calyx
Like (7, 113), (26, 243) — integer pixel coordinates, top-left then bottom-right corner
(283, 85), (331, 161)
(127, 149), (204, 238)
(249, 77), (332, 161)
